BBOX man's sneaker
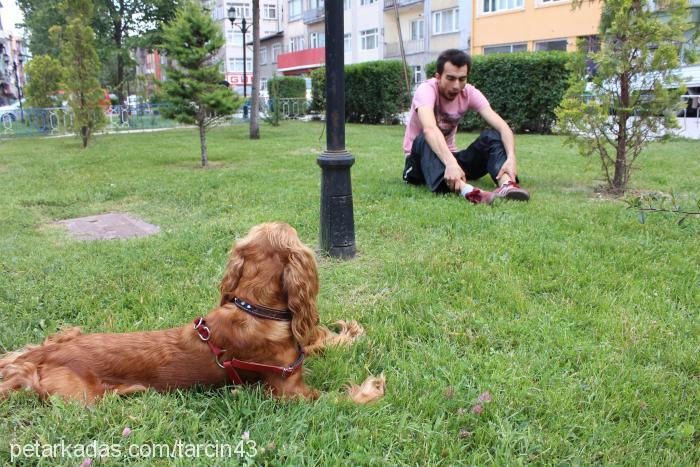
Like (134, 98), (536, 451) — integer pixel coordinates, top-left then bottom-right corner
(465, 188), (496, 205)
(493, 182), (530, 201)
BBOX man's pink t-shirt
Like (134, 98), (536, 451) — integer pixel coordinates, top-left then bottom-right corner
(403, 78), (489, 155)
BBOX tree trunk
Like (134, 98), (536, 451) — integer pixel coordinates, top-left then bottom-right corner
(613, 70), (630, 193)
(250, 0), (261, 139)
(81, 126), (89, 148)
(199, 120), (208, 167)
(114, 1), (125, 107)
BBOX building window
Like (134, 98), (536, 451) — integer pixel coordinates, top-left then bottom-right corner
(578, 35), (600, 52)
(261, 78), (268, 91)
(482, 0), (524, 13)
(483, 42), (527, 54)
(360, 0), (376, 4)
(232, 31), (253, 44)
(410, 19), (424, 41)
(228, 2), (251, 18)
(411, 65), (423, 84)
(344, 0), (352, 9)
(210, 6), (225, 20)
(310, 32), (325, 48)
(344, 33), (352, 53)
(308, 0), (324, 10)
(360, 28), (378, 50)
(433, 8), (459, 34)
(290, 35), (305, 52)
(534, 39), (568, 51)
(288, 0), (302, 20)
(263, 3), (277, 18)
(272, 44), (282, 62)
(261, 47), (268, 64)
(228, 57), (253, 71)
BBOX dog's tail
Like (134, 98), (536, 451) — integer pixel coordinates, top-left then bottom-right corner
(0, 327), (82, 399)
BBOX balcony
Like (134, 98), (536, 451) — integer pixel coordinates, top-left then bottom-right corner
(303, 7), (325, 24)
(384, 0), (423, 10)
(384, 40), (425, 58)
(277, 47), (325, 75)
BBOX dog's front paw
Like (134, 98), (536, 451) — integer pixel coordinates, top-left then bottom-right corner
(345, 373), (385, 404)
(305, 321), (365, 355)
(332, 320), (365, 343)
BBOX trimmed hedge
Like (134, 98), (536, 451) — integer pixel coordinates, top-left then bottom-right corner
(426, 51), (571, 133)
(311, 60), (410, 123)
(268, 76), (306, 99)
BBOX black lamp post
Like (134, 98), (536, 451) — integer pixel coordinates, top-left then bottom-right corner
(227, 6), (251, 118)
(2, 51), (25, 123)
(317, 0), (355, 258)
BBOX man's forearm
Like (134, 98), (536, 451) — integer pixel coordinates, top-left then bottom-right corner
(500, 127), (516, 160)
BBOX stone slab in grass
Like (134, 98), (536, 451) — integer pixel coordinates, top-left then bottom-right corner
(56, 213), (160, 240)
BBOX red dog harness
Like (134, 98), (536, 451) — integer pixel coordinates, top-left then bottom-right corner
(193, 314), (305, 386)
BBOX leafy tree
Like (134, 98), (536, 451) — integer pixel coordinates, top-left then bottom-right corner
(556, 0), (696, 194)
(24, 55), (65, 108)
(17, 0), (65, 58)
(50, 0), (105, 148)
(19, 0), (180, 103)
(160, 1), (242, 167)
(95, 0), (180, 105)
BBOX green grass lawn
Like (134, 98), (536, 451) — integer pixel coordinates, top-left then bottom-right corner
(0, 122), (698, 465)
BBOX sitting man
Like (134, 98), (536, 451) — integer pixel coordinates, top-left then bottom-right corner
(402, 48), (530, 204)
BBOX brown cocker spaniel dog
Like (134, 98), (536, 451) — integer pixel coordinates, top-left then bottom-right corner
(0, 222), (374, 403)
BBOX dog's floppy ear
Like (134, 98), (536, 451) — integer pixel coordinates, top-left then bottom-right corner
(219, 250), (244, 306)
(284, 246), (320, 345)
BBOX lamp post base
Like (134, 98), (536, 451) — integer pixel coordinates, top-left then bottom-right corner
(317, 151), (355, 259)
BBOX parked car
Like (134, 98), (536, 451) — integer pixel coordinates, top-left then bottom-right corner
(0, 99), (26, 123)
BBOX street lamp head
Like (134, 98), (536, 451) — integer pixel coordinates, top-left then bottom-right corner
(227, 6), (236, 25)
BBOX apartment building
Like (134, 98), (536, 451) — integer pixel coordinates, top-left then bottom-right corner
(195, 0), (406, 92)
(343, 0), (383, 65)
(383, 0), (470, 87)
(276, 0), (384, 77)
(0, 0), (25, 105)
(202, 0), (283, 94)
(471, 0), (601, 55)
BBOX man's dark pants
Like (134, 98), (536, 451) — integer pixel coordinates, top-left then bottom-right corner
(402, 129), (515, 193)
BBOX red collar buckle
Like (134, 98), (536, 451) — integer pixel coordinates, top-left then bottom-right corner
(193, 317), (211, 341)
(194, 316), (304, 384)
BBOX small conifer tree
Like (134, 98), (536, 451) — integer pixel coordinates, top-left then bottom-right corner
(50, 0), (105, 148)
(160, 1), (241, 167)
(556, 0), (695, 193)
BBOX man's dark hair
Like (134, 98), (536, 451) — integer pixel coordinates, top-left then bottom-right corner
(436, 49), (472, 75)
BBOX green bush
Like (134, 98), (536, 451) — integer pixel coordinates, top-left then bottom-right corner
(268, 76), (306, 99)
(310, 67), (325, 114)
(311, 60), (410, 123)
(426, 52), (571, 133)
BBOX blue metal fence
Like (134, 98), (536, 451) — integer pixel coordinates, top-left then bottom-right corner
(0, 99), (310, 138)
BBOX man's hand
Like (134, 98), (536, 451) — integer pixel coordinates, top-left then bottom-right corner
(444, 163), (466, 192)
(496, 157), (517, 183)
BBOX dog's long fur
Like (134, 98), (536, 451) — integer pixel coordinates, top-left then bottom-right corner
(0, 222), (361, 403)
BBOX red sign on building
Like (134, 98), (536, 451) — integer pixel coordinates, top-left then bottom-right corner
(226, 73), (254, 86)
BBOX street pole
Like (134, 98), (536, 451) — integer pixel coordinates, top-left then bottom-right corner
(242, 18), (247, 101)
(317, 0), (355, 258)
(228, 8), (251, 119)
(12, 59), (24, 124)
